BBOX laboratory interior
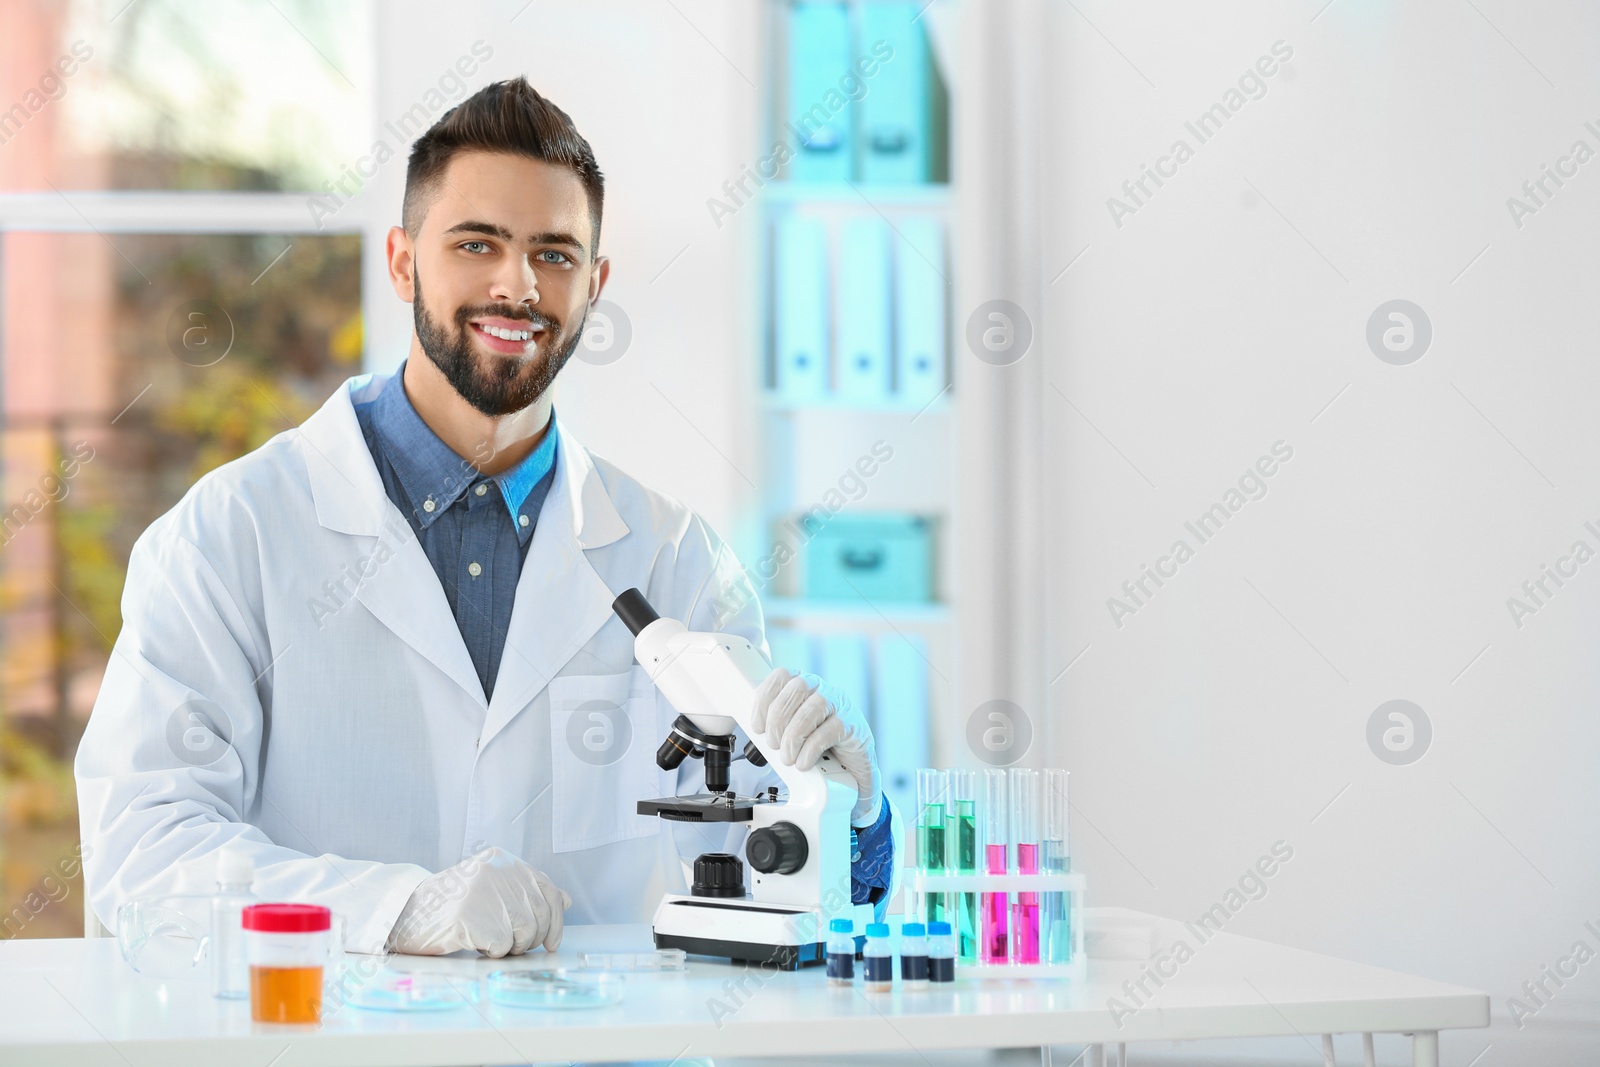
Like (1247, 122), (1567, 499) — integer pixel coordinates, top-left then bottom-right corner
(0, 1), (1594, 1066)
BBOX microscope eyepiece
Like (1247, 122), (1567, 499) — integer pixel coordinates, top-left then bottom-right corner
(612, 588), (660, 636)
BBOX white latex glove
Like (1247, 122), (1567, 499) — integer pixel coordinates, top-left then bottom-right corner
(387, 846), (571, 958)
(751, 667), (884, 827)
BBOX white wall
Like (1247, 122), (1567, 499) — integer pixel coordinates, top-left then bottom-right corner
(1003, 1), (1600, 1063)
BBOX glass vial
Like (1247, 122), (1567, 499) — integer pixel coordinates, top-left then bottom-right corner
(927, 920), (956, 982)
(863, 923), (893, 992)
(826, 918), (856, 986)
(211, 846), (255, 1000)
(899, 922), (929, 988)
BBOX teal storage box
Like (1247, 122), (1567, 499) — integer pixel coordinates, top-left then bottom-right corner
(802, 513), (933, 602)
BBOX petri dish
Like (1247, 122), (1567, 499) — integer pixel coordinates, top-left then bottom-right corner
(343, 971), (480, 1012)
(486, 968), (625, 1010)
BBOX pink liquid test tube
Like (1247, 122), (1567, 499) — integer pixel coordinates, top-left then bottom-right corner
(980, 769), (1009, 964)
(1009, 768), (1041, 964)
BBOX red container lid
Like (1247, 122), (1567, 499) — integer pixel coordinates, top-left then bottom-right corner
(242, 903), (331, 933)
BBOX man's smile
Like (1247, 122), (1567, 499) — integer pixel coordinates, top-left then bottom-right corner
(469, 316), (547, 353)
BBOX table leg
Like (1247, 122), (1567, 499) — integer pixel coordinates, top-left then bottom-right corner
(1412, 1030), (1439, 1067)
(1039, 1044), (1052, 1067)
(1087, 1044), (1106, 1067)
(1363, 1032), (1376, 1067)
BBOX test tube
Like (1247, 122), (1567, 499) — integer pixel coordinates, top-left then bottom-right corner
(947, 769), (980, 963)
(980, 768), (1009, 964)
(1041, 768), (1072, 964)
(915, 769), (948, 927)
(1009, 768), (1041, 964)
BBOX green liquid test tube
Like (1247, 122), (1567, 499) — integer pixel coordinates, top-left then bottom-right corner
(916, 769), (948, 926)
(948, 770), (980, 963)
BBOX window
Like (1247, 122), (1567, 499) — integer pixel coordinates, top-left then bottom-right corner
(0, 0), (372, 939)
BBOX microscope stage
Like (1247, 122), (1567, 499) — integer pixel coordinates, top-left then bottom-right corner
(637, 792), (775, 822)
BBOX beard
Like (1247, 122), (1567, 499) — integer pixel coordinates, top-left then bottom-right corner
(413, 266), (586, 417)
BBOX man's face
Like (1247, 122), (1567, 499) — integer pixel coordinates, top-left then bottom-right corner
(398, 151), (606, 416)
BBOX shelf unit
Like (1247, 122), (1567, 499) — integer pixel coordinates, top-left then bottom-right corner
(744, 1), (959, 806)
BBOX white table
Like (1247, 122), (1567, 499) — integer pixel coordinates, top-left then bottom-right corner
(0, 908), (1487, 1067)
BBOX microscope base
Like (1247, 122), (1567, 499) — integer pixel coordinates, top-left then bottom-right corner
(654, 930), (824, 971)
(650, 893), (874, 970)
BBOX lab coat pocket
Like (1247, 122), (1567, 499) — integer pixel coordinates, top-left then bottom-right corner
(548, 668), (664, 854)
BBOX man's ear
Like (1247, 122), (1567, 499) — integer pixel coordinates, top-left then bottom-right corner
(386, 225), (416, 303)
(588, 255), (610, 304)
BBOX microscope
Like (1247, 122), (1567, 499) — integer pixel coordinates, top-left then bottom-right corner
(612, 588), (875, 969)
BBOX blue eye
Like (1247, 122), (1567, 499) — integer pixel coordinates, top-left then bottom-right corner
(538, 250), (573, 265)
(461, 241), (490, 254)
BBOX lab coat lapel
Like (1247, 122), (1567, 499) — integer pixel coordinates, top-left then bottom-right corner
(299, 375), (488, 708)
(480, 417), (629, 747)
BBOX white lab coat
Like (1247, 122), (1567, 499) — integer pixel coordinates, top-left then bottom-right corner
(75, 371), (896, 954)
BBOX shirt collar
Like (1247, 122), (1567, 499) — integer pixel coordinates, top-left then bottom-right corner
(368, 363), (559, 541)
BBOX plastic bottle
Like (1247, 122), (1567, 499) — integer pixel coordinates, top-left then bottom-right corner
(899, 922), (929, 988)
(863, 923), (893, 992)
(211, 846), (255, 1000)
(927, 920), (956, 983)
(826, 918), (856, 986)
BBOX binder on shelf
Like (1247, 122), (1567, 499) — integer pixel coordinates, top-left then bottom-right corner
(786, 1), (853, 183)
(893, 215), (948, 405)
(765, 626), (817, 677)
(859, 3), (932, 184)
(773, 213), (831, 402)
(817, 632), (873, 733)
(872, 632), (929, 825)
(835, 217), (893, 405)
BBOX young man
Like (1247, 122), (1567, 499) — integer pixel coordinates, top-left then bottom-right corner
(75, 78), (898, 957)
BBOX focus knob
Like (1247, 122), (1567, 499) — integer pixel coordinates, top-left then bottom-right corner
(746, 821), (808, 875)
(691, 853), (745, 898)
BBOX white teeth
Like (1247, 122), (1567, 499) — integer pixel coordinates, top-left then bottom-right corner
(479, 324), (535, 342)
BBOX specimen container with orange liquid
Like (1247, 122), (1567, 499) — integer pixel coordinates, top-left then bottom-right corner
(241, 903), (331, 1024)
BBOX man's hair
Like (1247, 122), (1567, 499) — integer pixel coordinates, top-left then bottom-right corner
(403, 77), (605, 257)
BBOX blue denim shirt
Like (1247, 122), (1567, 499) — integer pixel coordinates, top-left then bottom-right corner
(356, 365), (894, 903)
(353, 365), (558, 702)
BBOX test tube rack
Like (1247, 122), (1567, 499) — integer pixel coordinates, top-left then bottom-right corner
(908, 869), (1086, 980)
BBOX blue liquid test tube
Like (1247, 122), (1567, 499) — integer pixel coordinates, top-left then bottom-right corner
(1041, 768), (1072, 964)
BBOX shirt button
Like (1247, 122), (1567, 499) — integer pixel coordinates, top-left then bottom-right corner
(475, 484), (488, 497)
(519, 514), (529, 528)
(422, 498), (436, 513)
(468, 561), (482, 577)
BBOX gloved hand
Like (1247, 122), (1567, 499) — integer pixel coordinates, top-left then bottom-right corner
(751, 667), (884, 827)
(387, 846), (571, 958)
